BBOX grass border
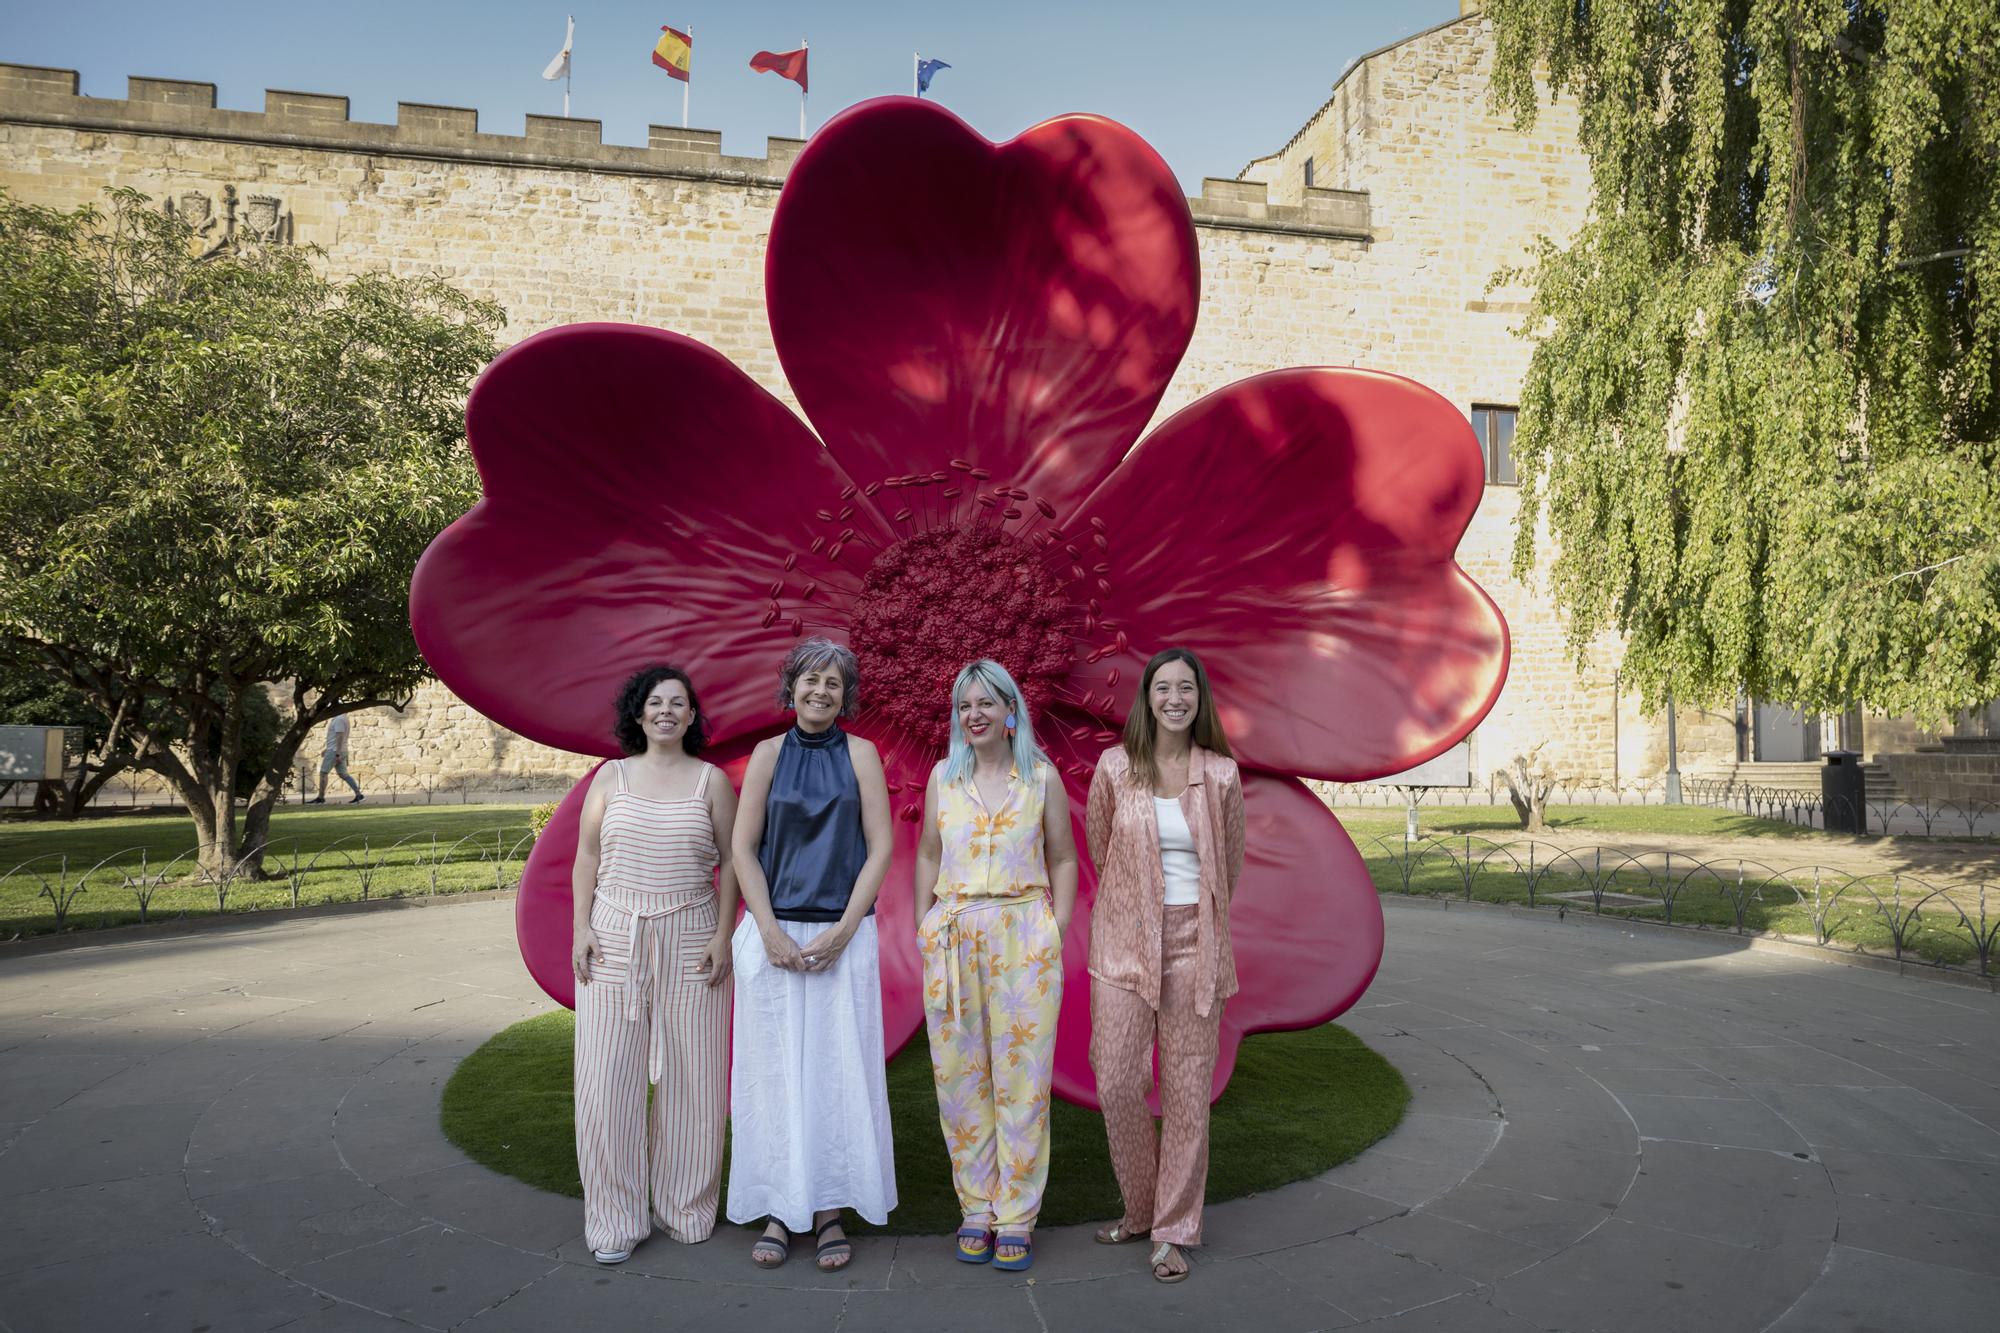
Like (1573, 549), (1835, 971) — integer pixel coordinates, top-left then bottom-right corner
(440, 1013), (1411, 1236)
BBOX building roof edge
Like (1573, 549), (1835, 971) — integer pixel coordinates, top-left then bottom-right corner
(1236, 11), (1481, 179)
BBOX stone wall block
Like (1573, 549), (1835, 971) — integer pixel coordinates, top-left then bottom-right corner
(0, 63), (78, 98)
(265, 90), (349, 122)
(649, 125), (722, 156)
(398, 102), (478, 138)
(525, 114), (602, 151)
(128, 76), (215, 108)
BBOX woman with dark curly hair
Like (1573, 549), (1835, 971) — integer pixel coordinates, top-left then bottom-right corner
(569, 665), (739, 1264)
(726, 637), (897, 1272)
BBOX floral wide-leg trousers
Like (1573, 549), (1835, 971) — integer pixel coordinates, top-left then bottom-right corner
(920, 894), (1063, 1232)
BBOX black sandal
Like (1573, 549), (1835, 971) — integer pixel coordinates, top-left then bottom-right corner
(750, 1221), (790, 1268)
(814, 1215), (852, 1272)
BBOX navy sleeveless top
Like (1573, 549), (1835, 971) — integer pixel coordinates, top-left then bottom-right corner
(760, 724), (870, 922)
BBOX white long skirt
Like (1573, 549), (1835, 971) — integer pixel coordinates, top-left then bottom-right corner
(725, 915), (898, 1231)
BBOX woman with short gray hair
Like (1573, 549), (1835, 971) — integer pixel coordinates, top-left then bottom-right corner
(726, 637), (897, 1271)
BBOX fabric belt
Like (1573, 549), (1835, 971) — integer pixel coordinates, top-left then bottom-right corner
(595, 889), (713, 1083)
(922, 893), (1042, 1019)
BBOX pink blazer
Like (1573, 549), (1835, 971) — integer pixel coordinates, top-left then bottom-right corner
(1084, 744), (1245, 1017)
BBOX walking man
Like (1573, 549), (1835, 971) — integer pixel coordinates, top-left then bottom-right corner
(311, 712), (365, 804)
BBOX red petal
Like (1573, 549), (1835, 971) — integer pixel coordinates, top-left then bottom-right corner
(1035, 701), (1120, 793)
(1073, 368), (1509, 780)
(767, 98), (1198, 516)
(857, 733), (934, 1060)
(411, 325), (884, 756)
(1051, 772), (1380, 1108)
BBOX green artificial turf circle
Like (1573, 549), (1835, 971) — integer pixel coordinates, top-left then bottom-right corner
(440, 1012), (1410, 1236)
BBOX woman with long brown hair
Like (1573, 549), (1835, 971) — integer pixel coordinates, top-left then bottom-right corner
(1084, 647), (1244, 1284)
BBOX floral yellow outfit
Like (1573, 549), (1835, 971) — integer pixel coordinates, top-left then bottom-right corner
(919, 762), (1063, 1236)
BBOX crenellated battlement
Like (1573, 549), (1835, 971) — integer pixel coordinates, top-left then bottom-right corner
(0, 62), (1367, 239)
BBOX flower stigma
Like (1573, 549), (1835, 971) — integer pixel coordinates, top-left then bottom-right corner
(847, 524), (1075, 752)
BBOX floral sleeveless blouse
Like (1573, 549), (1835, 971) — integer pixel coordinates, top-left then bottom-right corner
(935, 762), (1050, 901)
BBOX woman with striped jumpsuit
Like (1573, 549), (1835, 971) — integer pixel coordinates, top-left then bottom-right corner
(570, 665), (739, 1264)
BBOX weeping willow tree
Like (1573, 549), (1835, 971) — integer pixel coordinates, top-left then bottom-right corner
(1486, 0), (1999, 721)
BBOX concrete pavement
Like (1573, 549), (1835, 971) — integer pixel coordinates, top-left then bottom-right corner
(1, 896), (1996, 1331)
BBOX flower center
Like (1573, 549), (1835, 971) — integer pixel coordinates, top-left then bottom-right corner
(848, 523), (1075, 751)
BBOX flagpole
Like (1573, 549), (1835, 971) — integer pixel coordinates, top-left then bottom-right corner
(800, 37), (808, 138)
(913, 51), (919, 97)
(682, 24), (691, 128)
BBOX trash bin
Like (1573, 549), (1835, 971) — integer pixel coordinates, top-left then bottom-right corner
(1821, 750), (1867, 834)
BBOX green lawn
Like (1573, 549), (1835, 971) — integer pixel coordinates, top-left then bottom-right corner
(1334, 807), (1998, 972)
(0, 805), (538, 936)
(1334, 802), (1817, 840)
(440, 1012), (1411, 1236)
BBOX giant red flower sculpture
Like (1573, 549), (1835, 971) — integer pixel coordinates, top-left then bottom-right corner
(411, 97), (1507, 1108)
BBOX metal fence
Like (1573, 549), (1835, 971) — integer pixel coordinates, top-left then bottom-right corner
(1319, 777), (2000, 838)
(1, 765), (574, 812)
(2, 826), (539, 934)
(7, 817), (1995, 981)
(1363, 831), (1998, 977)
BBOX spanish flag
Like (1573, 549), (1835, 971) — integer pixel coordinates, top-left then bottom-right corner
(652, 25), (692, 81)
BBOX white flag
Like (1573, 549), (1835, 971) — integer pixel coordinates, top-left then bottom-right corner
(542, 15), (573, 80)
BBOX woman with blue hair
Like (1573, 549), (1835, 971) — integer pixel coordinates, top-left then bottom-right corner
(911, 659), (1079, 1272)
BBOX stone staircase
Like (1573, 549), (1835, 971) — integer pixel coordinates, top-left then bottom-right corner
(1683, 761), (1824, 794)
(1861, 762), (1906, 803)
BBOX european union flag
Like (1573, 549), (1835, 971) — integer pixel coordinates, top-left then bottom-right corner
(917, 57), (951, 95)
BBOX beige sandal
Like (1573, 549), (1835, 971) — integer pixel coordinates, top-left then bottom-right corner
(1094, 1221), (1148, 1245)
(1150, 1242), (1190, 1283)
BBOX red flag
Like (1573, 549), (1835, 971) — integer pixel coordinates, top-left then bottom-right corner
(749, 47), (808, 93)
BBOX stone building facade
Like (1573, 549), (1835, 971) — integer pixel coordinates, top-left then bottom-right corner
(0, 7), (1969, 799)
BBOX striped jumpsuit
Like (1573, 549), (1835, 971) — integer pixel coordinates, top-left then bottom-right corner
(574, 760), (730, 1251)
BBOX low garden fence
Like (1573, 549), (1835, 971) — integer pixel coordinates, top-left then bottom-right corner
(8, 822), (1995, 981)
(1363, 832), (1999, 977)
(2, 826), (538, 934)
(1321, 778), (1999, 838)
(1, 767), (573, 812)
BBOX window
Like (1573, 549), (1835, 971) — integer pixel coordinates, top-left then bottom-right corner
(1303, 156), (1315, 189)
(1469, 405), (1518, 485)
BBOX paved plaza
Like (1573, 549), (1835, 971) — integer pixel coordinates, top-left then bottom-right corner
(1, 896), (1996, 1332)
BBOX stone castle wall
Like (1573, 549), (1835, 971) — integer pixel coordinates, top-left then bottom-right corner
(0, 15), (1731, 795)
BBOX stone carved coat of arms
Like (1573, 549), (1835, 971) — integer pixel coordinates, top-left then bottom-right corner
(163, 183), (294, 256)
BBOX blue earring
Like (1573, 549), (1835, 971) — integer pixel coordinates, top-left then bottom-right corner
(1004, 711), (1017, 735)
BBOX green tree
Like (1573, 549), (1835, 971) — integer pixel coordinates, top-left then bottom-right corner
(1486, 0), (1999, 719)
(0, 189), (504, 875)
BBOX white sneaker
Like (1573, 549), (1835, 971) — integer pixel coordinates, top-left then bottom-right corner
(593, 1248), (632, 1265)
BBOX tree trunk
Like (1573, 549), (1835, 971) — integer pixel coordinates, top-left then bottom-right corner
(240, 712), (314, 874)
(1500, 749), (1555, 833)
(57, 759), (128, 820)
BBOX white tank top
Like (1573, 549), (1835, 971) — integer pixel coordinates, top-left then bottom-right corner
(1154, 796), (1201, 906)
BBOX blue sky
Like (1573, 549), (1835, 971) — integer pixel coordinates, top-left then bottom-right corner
(2, 1), (1462, 190)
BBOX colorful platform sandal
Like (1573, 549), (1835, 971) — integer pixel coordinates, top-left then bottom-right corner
(955, 1224), (996, 1264)
(992, 1231), (1033, 1271)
